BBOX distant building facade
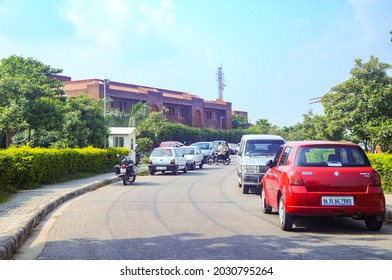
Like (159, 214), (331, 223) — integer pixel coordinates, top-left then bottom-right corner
(61, 77), (235, 130)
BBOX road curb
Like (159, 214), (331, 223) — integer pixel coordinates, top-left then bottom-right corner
(0, 176), (120, 260)
(386, 206), (392, 223)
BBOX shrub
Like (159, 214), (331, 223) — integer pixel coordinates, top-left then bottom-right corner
(367, 153), (392, 193)
(0, 146), (128, 194)
(136, 138), (153, 155)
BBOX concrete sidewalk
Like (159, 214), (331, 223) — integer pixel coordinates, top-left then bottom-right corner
(0, 172), (121, 260)
(0, 169), (391, 260)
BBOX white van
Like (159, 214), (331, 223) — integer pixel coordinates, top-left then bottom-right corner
(236, 134), (285, 194)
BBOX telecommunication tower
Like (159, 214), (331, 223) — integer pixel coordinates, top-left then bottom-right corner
(216, 64), (226, 99)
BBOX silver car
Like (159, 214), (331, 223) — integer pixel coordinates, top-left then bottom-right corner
(190, 141), (214, 163)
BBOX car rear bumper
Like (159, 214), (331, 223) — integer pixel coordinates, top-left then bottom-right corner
(283, 186), (385, 217)
(148, 164), (178, 172)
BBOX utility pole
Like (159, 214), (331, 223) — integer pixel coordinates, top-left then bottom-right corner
(309, 97), (322, 104)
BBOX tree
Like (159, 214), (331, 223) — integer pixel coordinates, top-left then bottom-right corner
(322, 56), (392, 149)
(232, 114), (249, 129)
(138, 109), (168, 146)
(59, 95), (107, 148)
(0, 55), (64, 147)
(301, 110), (344, 141)
(129, 101), (150, 127)
(280, 123), (304, 141)
(107, 109), (130, 127)
(253, 119), (279, 134)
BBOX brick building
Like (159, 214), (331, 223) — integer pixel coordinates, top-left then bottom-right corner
(61, 77), (233, 130)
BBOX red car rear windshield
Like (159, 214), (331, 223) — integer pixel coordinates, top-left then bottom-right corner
(295, 146), (371, 167)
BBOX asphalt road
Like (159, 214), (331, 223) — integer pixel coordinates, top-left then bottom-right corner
(15, 160), (392, 260)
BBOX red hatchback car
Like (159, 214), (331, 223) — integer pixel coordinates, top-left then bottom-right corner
(261, 141), (385, 231)
(159, 141), (184, 148)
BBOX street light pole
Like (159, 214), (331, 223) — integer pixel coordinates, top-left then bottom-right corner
(220, 116), (223, 130)
(103, 79), (110, 148)
(103, 79), (111, 117)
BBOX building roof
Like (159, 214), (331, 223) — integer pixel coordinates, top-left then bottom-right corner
(109, 127), (138, 135)
(62, 78), (229, 104)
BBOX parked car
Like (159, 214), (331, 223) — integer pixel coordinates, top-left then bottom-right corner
(190, 141), (215, 163)
(180, 146), (204, 170)
(236, 134), (285, 194)
(148, 147), (187, 175)
(159, 141), (184, 148)
(228, 143), (239, 155)
(261, 141), (386, 231)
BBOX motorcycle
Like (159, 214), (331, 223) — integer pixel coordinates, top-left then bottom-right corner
(115, 156), (137, 185)
(206, 152), (230, 165)
(135, 151), (144, 166)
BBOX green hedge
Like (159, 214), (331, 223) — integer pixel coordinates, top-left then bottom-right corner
(367, 153), (392, 194)
(0, 146), (128, 193)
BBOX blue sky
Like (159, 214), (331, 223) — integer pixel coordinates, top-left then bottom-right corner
(1, 0), (391, 127)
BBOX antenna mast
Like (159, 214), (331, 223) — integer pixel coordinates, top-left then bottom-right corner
(216, 64), (226, 99)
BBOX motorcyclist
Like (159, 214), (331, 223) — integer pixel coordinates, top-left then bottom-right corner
(216, 142), (223, 162)
(223, 143), (230, 160)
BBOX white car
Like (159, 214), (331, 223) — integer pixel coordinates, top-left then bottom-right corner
(228, 143), (239, 154)
(180, 146), (204, 170)
(236, 135), (285, 194)
(148, 147), (188, 175)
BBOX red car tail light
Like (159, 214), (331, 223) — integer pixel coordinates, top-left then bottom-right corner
(289, 170), (305, 186)
(369, 170), (381, 187)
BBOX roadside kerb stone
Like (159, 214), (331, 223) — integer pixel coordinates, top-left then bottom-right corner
(0, 175), (120, 260)
(385, 206), (392, 223)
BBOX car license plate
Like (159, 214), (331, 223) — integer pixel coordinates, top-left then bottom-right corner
(156, 166), (166, 170)
(321, 196), (354, 206)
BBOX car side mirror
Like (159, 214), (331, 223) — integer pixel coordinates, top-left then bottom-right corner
(266, 159), (276, 168)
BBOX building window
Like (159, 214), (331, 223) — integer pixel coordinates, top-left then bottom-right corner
(114, 136), (125, 147)
(119, 101), (127, 111)
(168, 107), (175, 116)
(207, 111), (212, 119)
(178, 108), (184, 118)
(213, 112), (219, 120)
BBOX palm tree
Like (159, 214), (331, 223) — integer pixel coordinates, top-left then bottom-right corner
(129, 101), (151, 127)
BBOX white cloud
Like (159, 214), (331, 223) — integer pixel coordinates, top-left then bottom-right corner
(60, 0), (135, 48)
(58, 0), (191, 60)
(138, 0), (176, 34)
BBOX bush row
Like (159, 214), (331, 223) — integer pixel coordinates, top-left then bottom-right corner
(0, 146), (128, 194)
(367, 153), (392, 193)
